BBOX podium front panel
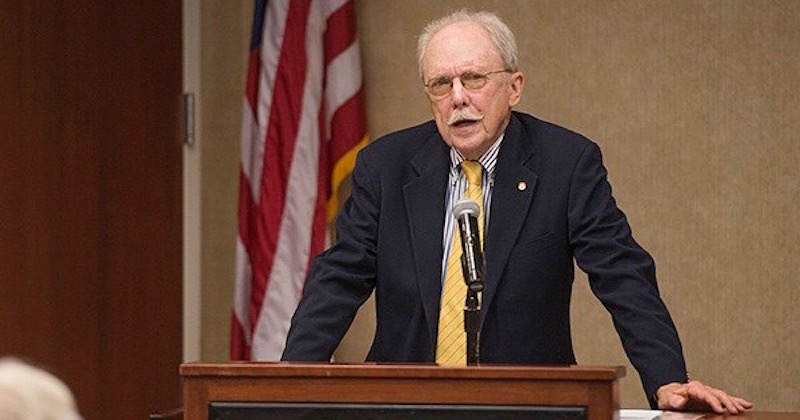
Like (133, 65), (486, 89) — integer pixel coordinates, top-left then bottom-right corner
(181, 363), (623, 420)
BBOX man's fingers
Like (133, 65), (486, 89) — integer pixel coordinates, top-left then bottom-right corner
(691, 381), (751, 414)
(667, 393), (689, 410)
(708, 386), (734, 413)
(705, 393), (725, 414)
(719, 392), (753, 414)
(687, 381), (724, 413)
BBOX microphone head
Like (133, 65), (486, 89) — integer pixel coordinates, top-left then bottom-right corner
(453, 198), (480, 219)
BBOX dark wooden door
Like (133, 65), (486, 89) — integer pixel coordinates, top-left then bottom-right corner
(1, 2), (183, 419)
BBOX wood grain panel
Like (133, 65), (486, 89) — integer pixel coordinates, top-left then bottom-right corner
(0, 1), (182, 419)
(181, 363), (624, 420)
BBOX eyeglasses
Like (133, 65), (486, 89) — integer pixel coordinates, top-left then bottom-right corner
(424, 69), (511, 98)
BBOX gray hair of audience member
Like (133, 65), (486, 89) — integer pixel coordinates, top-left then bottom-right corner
(0, 357), (82, 420)
(416, 9), (520, 79)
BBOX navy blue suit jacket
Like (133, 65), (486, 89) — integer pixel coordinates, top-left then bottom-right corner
(283, 111), (688, 406)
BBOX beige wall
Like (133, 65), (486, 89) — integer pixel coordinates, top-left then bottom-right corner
(196, 0), (799, 410)
(197, 0), (252, 363)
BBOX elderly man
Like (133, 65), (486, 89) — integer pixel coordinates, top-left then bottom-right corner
(283, 10), (751, 414)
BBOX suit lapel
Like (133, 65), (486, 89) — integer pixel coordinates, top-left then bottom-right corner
(482, 115), (538, 322)
(403, 133), (450, 346)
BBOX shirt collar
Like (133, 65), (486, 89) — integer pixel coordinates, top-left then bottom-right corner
(448, 134), (504, 179)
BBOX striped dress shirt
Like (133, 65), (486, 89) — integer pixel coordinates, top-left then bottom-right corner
(440, 135), (503, 284)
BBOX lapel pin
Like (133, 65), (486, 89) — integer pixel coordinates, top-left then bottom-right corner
(517, 181), (527, 191)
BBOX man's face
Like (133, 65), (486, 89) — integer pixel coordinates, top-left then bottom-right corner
(421, 21), (524, 160)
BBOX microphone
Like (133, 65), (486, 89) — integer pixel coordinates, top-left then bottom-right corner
(453, 198), (484, 292)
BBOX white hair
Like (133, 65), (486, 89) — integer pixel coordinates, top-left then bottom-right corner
(0, 358), (82, 420)
(417, 9), (519, 78)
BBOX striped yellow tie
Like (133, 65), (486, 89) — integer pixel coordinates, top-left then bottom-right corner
(436, 160), (484, 366)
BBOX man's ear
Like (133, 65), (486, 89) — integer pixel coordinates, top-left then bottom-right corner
(508, 71), (525, 107)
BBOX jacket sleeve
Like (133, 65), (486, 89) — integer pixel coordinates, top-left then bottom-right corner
(567, 142), (689, 408)
(281, 150), (380, 361)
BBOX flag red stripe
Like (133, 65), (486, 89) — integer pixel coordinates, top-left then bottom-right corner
(245, 49), (261, 114)
(329, 89), (367, 160)
(230, 310), (251, 360)
(308, 102), (330, 270)
(323, 2), (357, 66)
(237, 169), (256, 250)
(248, 0), (313, 336)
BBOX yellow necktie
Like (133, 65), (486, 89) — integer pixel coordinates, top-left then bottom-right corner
(436, 160), (484, 366)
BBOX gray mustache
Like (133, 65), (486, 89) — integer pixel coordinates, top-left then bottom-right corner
(447, 110), (483, 125)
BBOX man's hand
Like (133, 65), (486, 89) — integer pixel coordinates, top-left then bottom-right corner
(657, 380), (753, 414)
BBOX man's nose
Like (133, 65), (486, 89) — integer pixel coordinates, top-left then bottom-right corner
(450, 78), (470, 107)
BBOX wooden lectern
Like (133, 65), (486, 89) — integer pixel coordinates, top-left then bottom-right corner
(180, 362), (624, 419)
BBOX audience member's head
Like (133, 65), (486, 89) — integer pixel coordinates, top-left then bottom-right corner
(0, 357), (82, 420)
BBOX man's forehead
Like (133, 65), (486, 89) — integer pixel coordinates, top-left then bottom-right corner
(428, 21), (492, 49)
(422, 22), (501, 73)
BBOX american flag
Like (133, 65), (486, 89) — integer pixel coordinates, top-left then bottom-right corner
(231, 0), (368, 360)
